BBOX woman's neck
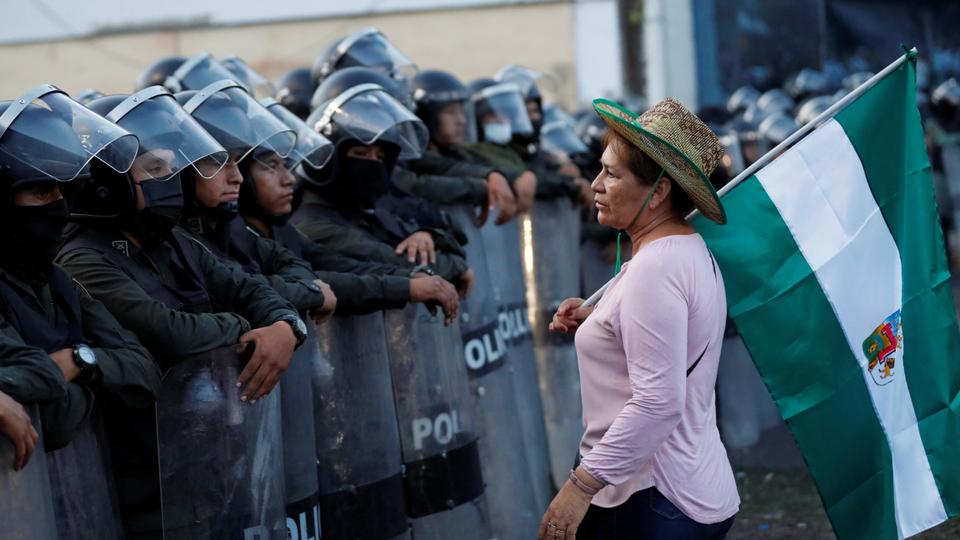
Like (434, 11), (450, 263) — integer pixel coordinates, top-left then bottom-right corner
(627, 212), (693, 256)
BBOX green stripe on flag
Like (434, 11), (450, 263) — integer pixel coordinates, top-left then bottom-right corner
(695, 178), (899, 539)
(835, 60), (960, 518)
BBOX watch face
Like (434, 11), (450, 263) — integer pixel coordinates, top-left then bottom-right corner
(77, 345), (97, 366)
(295, 318), (307, 335)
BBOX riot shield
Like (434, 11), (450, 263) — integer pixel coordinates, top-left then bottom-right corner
(522, 198), (584, 488)
(383, 304), (492, 540)
(445, 205), (540, 539)
(717, 334), (803, 468)
(46, 410), (124, 539)
(281, 320), (322, 540)
(313, 313), (410, 540)
(939, 143), (960, 267)
(580, 237), (614, 301)
(481, 217), (553, 510)
(156, 345), (286, 539)
(0, 403), (58, 540)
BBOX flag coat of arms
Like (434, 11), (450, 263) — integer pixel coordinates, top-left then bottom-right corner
(695, 54), (960, 539)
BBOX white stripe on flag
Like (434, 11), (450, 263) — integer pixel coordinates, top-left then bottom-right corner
(756, 119), (947, 538)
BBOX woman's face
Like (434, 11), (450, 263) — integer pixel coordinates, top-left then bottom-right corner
(591, 143), (655, 230)
(251, 151), (297, 216)
(194, 151), (243, 208)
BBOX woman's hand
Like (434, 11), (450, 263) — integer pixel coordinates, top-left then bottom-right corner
(0, 391), (38, 471)
(549, 297), (594, 334)
(539, 480), (592, 539)
(395, 231), (437, 265)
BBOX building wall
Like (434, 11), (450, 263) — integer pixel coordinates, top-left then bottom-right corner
(0, 2), (583, 107)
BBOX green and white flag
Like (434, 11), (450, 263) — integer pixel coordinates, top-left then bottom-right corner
(695, 54), (960, 538)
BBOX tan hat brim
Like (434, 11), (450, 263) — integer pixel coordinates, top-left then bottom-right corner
(592, 98), (726, 224)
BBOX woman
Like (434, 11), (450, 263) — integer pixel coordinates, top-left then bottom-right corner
(540, 97), (739, 539)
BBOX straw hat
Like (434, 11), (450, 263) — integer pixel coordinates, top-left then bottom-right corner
(593, 97), (727, 224)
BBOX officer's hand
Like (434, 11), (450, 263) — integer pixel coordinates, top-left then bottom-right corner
(409, 276), (460, 326)
(549, 297), (594, 334)
(486, 172), (517, 225)
(395, 231), (437, 265)
(0, 390), (38, 471)
(49, 348), (80, 382)
(236, 321), (296, 403)
(310, 279), (337, 325)
(514, 171), (537, 213)
(456, 268), (475, 300)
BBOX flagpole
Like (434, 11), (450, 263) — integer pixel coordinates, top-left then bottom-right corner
(580, 47), (918, 308)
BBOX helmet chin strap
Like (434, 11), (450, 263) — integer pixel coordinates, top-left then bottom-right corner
(615, 168), (666, 275)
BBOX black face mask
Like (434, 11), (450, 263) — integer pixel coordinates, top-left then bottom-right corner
(3, 198), (70, 269)
(135, 177), (184, 236)
(338, 157), (392, 209)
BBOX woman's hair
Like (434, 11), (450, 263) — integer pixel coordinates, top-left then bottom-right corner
(602, 129), (694, 216)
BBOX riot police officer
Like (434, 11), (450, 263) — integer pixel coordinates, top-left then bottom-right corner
(294, 75), (474, 318)
(494, 66), (590, 207)
(411, 68), (518, 225)
(172, 79), (337, 322)
(59, 85), (302, 537)
(311, 27), (418, 95)
(0, 85), (159, 455)
(242, 98), (462, 317)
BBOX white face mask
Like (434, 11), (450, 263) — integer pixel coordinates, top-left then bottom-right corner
(482, 122), (512, 145)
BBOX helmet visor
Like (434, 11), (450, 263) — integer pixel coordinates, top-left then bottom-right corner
(112, 90), (228, 181)
(541, 122), (589, 155)
(264, 100), (334, 169)
(472, 83), (534, 138)
(494, 64), (557, 98)
(187, 84), (296, 162)
(310, 86), (428, 159)
(173, 53), (240, 92)
(220, 56), (277, 101)
(341, 30), (418, 79)
(0, 88), (138, 184)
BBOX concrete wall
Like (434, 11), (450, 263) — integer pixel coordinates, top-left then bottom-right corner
(0, 2), (583, 107)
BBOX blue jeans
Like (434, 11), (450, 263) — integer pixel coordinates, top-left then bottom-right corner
(576, 487), (735, 540)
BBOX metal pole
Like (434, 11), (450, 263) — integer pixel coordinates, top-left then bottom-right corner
(581, 47), (917, 308)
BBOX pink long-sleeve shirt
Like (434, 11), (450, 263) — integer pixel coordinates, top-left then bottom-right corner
(576, 233), (740, 524)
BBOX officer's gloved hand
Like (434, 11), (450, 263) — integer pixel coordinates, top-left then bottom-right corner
(0, 390), (38, 471)
(513, 171), (537, 213)
(236, 321), (297, 402)
(310, 279), (337, 325)
(409, 275), (460, 326)
(486, 171), (517, 225)
(395, 231), (437, 265)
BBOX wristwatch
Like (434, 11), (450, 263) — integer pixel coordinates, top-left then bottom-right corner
(278, 314), (308, 347)
(73, 344), (98, 385)
(408, 263), (435, 278)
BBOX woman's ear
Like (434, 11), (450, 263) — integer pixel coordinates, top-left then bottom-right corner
(650, 176), (672, 209)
